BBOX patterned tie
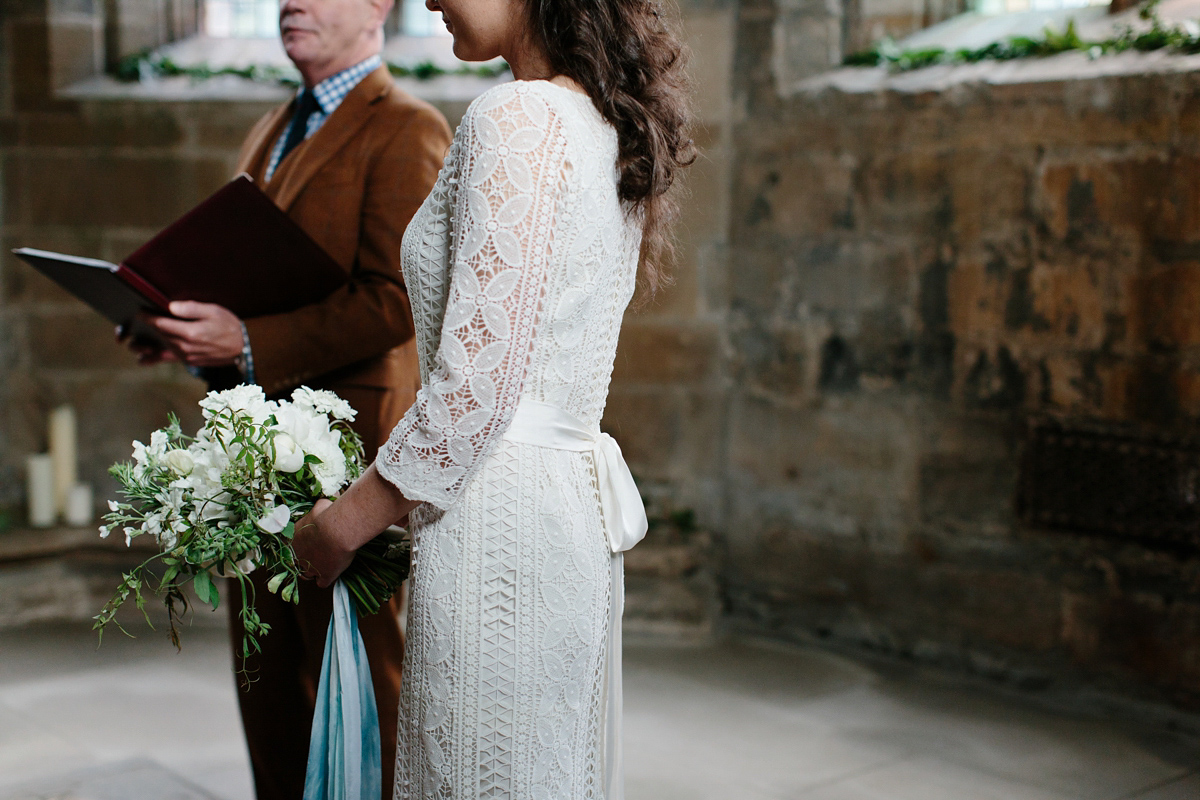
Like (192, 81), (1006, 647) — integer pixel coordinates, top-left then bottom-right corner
(279, 89), (319, 165)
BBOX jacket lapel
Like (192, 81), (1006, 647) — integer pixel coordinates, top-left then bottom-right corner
(268, 66), (394, 212)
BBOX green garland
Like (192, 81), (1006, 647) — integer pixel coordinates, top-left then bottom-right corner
(844, 1), (1200, 73)
(113, 51), (510, 86)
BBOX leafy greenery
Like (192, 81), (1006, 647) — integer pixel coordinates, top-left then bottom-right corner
(113, 50), (510, 87)
(844, 1), (1200, 73)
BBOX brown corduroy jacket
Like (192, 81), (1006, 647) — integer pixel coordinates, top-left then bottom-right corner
(235, 65), (452, 452)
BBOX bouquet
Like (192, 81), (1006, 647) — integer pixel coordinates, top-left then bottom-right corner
(95, 385), (410, 661)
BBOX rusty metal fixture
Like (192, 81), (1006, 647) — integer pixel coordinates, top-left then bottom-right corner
(1017, 416), (1200, 551)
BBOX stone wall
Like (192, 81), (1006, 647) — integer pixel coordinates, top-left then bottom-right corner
(698, 0), (1200, 711)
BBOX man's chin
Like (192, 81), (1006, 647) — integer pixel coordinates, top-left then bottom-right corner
(282, 41), (316, 68)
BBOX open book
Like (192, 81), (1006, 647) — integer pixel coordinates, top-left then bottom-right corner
(13, 174), (347, 345)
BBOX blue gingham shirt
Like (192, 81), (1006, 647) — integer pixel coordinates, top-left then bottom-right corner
(264, 54), (383, 182)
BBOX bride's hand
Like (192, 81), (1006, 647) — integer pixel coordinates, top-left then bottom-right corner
(293, 499), (355, 589)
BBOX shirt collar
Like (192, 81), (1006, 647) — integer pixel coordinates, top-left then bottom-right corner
(304, 54), (383, 116)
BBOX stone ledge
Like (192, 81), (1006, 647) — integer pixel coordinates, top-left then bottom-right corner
(0, 525), (156, 564)
(795, 49), (1200, 96)
(56, 72), (510, 105)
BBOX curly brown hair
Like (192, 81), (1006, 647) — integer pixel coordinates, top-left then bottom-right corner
(523, 0), (696, 297)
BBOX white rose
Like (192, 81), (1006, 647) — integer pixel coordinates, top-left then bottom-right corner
(272, 432), (305, 473)
(256, 503), (292, 534)
(163, 448), (194, 476)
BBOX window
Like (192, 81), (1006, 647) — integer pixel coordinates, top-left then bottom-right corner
(974, 0), (1108, 12)
(205, 0), (277, 38)
(401, 0), (449, 36)
(202, 0), (449, 38)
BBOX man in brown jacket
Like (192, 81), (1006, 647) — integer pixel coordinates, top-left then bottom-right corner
(126, 0), (452, 795)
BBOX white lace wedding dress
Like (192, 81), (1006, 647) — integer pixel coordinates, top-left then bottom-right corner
(376, 80), (642, 800)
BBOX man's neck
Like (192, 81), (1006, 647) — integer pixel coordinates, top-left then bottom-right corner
(298, 47), (380, 89)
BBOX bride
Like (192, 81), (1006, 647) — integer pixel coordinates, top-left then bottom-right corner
(293, 0), (694, 796)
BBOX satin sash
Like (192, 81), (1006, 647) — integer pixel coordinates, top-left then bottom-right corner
(501, 398), (648, 800)
(302, 580), (383, 800)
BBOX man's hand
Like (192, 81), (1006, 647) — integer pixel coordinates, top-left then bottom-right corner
(115, 324), (180, 365)
(148, 301), (244, 367)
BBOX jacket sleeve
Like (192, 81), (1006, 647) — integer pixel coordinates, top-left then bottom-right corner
(375, 85), (569, 509)
(244, 104), (452, 396)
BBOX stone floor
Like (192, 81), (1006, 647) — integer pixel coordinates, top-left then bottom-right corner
(0, 620), (1197, 800)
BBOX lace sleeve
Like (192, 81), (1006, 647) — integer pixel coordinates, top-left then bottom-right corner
(377, 85), (569, 509)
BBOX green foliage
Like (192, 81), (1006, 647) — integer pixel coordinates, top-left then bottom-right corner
(113, 51), (510, 87)
(844, 2), (1200, 73)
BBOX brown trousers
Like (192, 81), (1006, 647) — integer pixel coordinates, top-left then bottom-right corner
(228, 572), (404, 800)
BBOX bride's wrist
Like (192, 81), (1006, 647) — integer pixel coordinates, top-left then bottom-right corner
(320, 501), (365, 556)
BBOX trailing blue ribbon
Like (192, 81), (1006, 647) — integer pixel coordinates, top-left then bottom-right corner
(303, 580), (382, 800)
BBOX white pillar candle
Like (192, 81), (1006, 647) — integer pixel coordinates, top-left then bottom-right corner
(26, 454), (56, 528)
(48, 405), (78, 517)
(65, 482), (94, 527)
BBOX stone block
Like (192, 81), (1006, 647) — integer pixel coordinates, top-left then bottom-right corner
(604, 386), (728, 485)
(27, 308), (140, 369)
(917, 449), (1016, 534)
(772, 8), (841, 89)
(611, 321), (719, 385)
(179, 102), (278, 150)
(21, 105), (185, 148)
(1060, 590), (1200, 693)
(602, 388), (679, 478)
(727, 316), (813, 398)
(16, 153), (230, 228)
(1133, 263), (1200, 350)
(683, 9), (735, 125)
(625, 543), (699, 579)
(1, 227), (106, 304)
(47, 15), (101, 89)
(107, 0), (170, 60)
(726, 394), (921, 542)
(100, 227), (161, 263)
(672, 390), (729, 480)
(732, 148), (855, 240)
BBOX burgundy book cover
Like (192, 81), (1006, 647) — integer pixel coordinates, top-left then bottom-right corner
(121, 173), (347, 319)
(13, 175), (347, 338)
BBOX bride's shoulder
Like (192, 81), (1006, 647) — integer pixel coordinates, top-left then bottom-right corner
(462, 80), (582, 128)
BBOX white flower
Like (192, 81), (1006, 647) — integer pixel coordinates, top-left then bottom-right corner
(99, 525), (110, 539)
(272, 432), (305, 473)
(291, 387), (357, 421)
(196, 490), (234, 523)
(163, 449), (194, 476)
(256, 503), (292, 534)
(130, 429), (170, 479)
(199, 385), (273, 424)
(232, 548), (260, 575)
(108, 500), (119, 511)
